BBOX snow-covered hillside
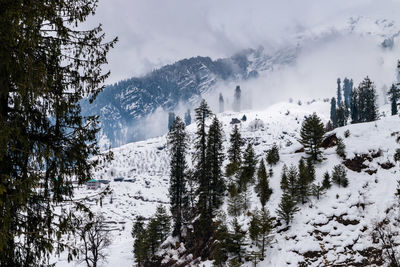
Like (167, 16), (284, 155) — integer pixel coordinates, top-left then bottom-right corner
(57, 100), (400, 266)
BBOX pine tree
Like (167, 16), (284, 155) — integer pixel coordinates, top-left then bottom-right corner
(266, 144), (280, 165)
(238, 143), (257, 191)
(168, 112), (176, 131)
(337, 78), (342, 107)
(357, 77), (378, 122)
(388, 84), (399, 116)
(142, 205), (171, 258)
(332, 164), (348, 187)
(297, 159), (311, 204)
(306, 158), (316, 183)
(0, 1), (117, 265)
(168, 117), (189, 240)
(193, 100), (213, 226)
(226, 125), (243, 177)
(330, 97), (337, 128)
(280, 165), (289, 191)
(219, 93), (225, 113)
(286, 165), (298, 197)
(311, 183), (325, 200)
(249, 208), (273, 260)
(299, 113), (325, 161)
(322, 172), (332, 189)
(336, 105), (347, 127)
(233, 85), (242, 112)
(343, 77), (353, 110)
(255, 160), (273, 207)
(336, 138), (346, 158)
(227, 184), (245, 217)
(133, 230), (150, 266)
(229, 218), (247, 263)
(351, 89), (359, 123)
(213, 217), (230, 266)
(184, 109), (192, 125)
(206, 116), (225, 214)
(276, 192), (300, 226)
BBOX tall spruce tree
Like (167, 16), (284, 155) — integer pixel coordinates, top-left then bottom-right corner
(219, 93), (225, 113)
(332, 164), (348, 188)
(297, 159), (311, 204)
(226, 125), (243, 177)
(357, 77), (378, 122)
(299, 113), (325, 161)
(351, 89), (359, 123)
(266, 144), (280, 165)
(233, 85), (242, 112)
(206, 116), (225, 215)
(184, 109), (191, 125)
(388, 84), (399, 116)
(229, 218), (247, 264)
(337, 78), (342, 107)
(343, 77), (353, 110)
(0, 1), (117, 265)
(249, 208), (273, 260)
(336, 105), (347, 127)
(255, 160), (272, 207)
(168, 117), (189, 240)
(330, 97), (337, 128)
(276, 192), (300, 226)
(238, 143), (257, 191)
(193, 99), (213, 238)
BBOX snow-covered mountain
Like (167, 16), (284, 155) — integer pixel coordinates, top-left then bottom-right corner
(81, 16), (400, 149)
(57, 99), (400, 266)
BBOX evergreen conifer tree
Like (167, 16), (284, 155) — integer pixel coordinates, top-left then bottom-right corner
(311, 183), (325, 200)
(233, 85), (242, 112)
(336, 138), (346, 158)
(219, 93), (225, 113)
(322, 172), (332, 189)
(0, 1), (117, 264)
(351, 90), (359, 123)
(337, 78), (342, 107)
(276, 192), (300, 226)
(226, 125), (243, 177)
(227, 185), (245, 217)
(286, 165), (298, 197)
(168, 117), (189, 240)
(280, 165), (289, 191)
(266, 144), (280, 165)
(229, 218), (247, 263)
(297, 159), (311, 204)
(388, 84), (399, 116)
(255, 160), (273, 207)
(357, 77), (378, 122)
(330, 97), (337, 128)
(206, 116), (225, 214)
(249, 209), (273, 260)
(336, 105), (347, 127)
(299, 113), (325, 161)
(193, 99), (213, 238)
(212, 218), (230, 266)
(332, 165), (348, 187)
(238, 143), (257, 191)
(343, 77), (353, 109)
(184, 109), (191, 125)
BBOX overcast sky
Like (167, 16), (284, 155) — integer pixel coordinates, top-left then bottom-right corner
(88, 0), (400, 84)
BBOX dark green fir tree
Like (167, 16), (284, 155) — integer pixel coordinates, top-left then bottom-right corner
(299, 113), (325, 161)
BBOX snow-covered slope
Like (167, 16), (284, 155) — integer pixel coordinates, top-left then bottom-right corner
(57, 100), (400, 266)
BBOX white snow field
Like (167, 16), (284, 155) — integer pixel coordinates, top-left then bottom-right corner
(55, 100), (400, 266)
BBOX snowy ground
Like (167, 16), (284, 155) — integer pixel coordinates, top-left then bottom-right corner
(54, 100), (400, 266)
